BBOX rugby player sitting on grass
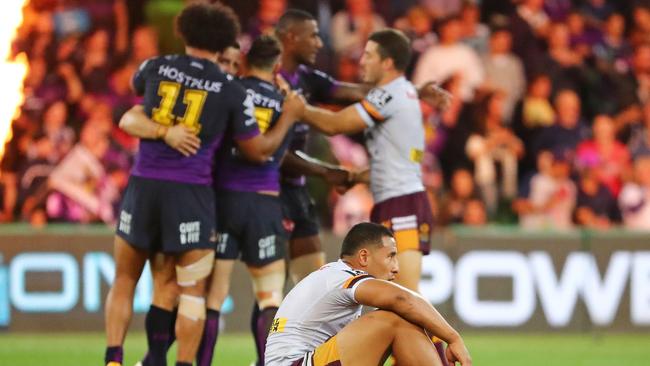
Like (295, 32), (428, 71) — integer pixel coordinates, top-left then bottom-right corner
(265, 222), (471, 366)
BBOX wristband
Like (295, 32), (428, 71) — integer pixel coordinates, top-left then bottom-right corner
(156, 125), (169, 139)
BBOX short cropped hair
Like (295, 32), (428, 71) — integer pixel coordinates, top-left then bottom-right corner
(276, 9), (315, 36)
(176, 2), (240, 53)
(368, 29), (412, 72)
(340, 222), (394, 257)
(247, 35), (282, 70)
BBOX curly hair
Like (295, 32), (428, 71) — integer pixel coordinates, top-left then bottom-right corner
(176, 1), (240, 53)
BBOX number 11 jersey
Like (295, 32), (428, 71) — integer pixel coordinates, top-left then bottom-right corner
(131, 54), (260, 186)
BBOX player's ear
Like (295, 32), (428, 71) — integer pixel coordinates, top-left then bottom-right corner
(382, 57), (394, 72)
(358, 248), (370, 266)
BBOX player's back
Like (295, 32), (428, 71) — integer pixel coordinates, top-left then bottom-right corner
(265, 260), (373, 365)
(131, 54), (255, 185)
(213, 76), (290, 193)
(363, 76), (425, 203)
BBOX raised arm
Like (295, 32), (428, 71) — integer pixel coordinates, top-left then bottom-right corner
(355, 279), (471, 365)
(301, 103), (368, 136)
(331, 81), (451, 110)
(331, 82), (371, 101)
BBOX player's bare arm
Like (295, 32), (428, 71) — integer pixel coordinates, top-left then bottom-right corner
(355, 279), (472, 366)
(350, 168), (370, 185)
(417, 81), (453, 110)
(119, 105), (201, 157)
(280, 150), (352, 188)
(332, 80), (452, 111)
(297, 102), (367, 136)
(236, 91), (302, 164)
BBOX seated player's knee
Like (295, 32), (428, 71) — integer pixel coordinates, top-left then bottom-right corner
(176, 251), (215, 290)
(177, 293), (206, 322)
(251, 271), (285, 309)
(366, 310), (414, 329)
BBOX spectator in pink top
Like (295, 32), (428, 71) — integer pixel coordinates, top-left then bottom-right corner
(576, 114), (631, 197)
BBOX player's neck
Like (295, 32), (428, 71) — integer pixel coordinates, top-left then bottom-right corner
(376, 70), (403, 87)
(185, 46), (217, 64)
(247, 68), (274, 83)
(341, 258), (362, 271)
(280, 53), (300, 74)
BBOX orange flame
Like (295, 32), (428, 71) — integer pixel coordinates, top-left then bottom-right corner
(0, 1), (30, 162)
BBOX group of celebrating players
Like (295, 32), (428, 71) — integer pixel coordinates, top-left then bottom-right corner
(103, 2), (471, 366)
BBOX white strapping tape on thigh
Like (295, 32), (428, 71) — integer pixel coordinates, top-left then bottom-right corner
(176, 252), (215, 287)
(251, 271), (285, 309)
(178, 294), (206, 321)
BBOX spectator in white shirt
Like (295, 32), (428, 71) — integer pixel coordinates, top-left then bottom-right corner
(520, 149), (576, 230)
(482, 26), (526, 123)
(413, 15), (484, 101)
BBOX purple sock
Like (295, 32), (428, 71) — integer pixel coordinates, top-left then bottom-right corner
(168, 307), (178, 348)
(104, 346), (123, 365)
(142, 305), (174, 366)
(250, 303), (261, 360)
(255, 306), (279, 366)
(196, 309), (220, 366)
(435, 341), (449, 366)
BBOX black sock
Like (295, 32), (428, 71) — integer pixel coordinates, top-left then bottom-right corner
(104, 346), (123, 365)
(142, 305), (175, 366)
(250, 303), (261, 361)
(196, 309), (220, 366)
(255, 306), (279, 366)
(168, 307), (178, 349)
(175, 362), (192, 366)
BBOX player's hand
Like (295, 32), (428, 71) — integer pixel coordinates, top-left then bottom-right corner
(333, 170), (362, 194)
(275, 73), (291, 96)
(445, 339), (472, 366)
(323, 167), (351, 187)
(418, 81), (453, 111)
(163, 124), (201, 157)
(282, 91), (306, 120)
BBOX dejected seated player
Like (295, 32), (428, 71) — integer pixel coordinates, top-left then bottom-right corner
(103, 3), (256, 366)
(264, 222), (471, 366)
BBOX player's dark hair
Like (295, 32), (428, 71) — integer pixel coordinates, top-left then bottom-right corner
(340, 222), (394, 257)
(368, 29), (412, 72)
(176, 1), (240, 53)
(276, 9), (315, 36)
(247, 35), (282, 70)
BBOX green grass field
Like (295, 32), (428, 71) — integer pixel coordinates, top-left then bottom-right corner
(1, 332), (649, 365)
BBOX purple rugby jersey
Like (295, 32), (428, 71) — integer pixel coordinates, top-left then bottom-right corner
(213, 77), (292, 193)
(278, 65), (339, 186)
(131, 54), (259, 185)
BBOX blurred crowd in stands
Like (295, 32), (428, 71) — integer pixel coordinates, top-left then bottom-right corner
(2, 0), (650, 233)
